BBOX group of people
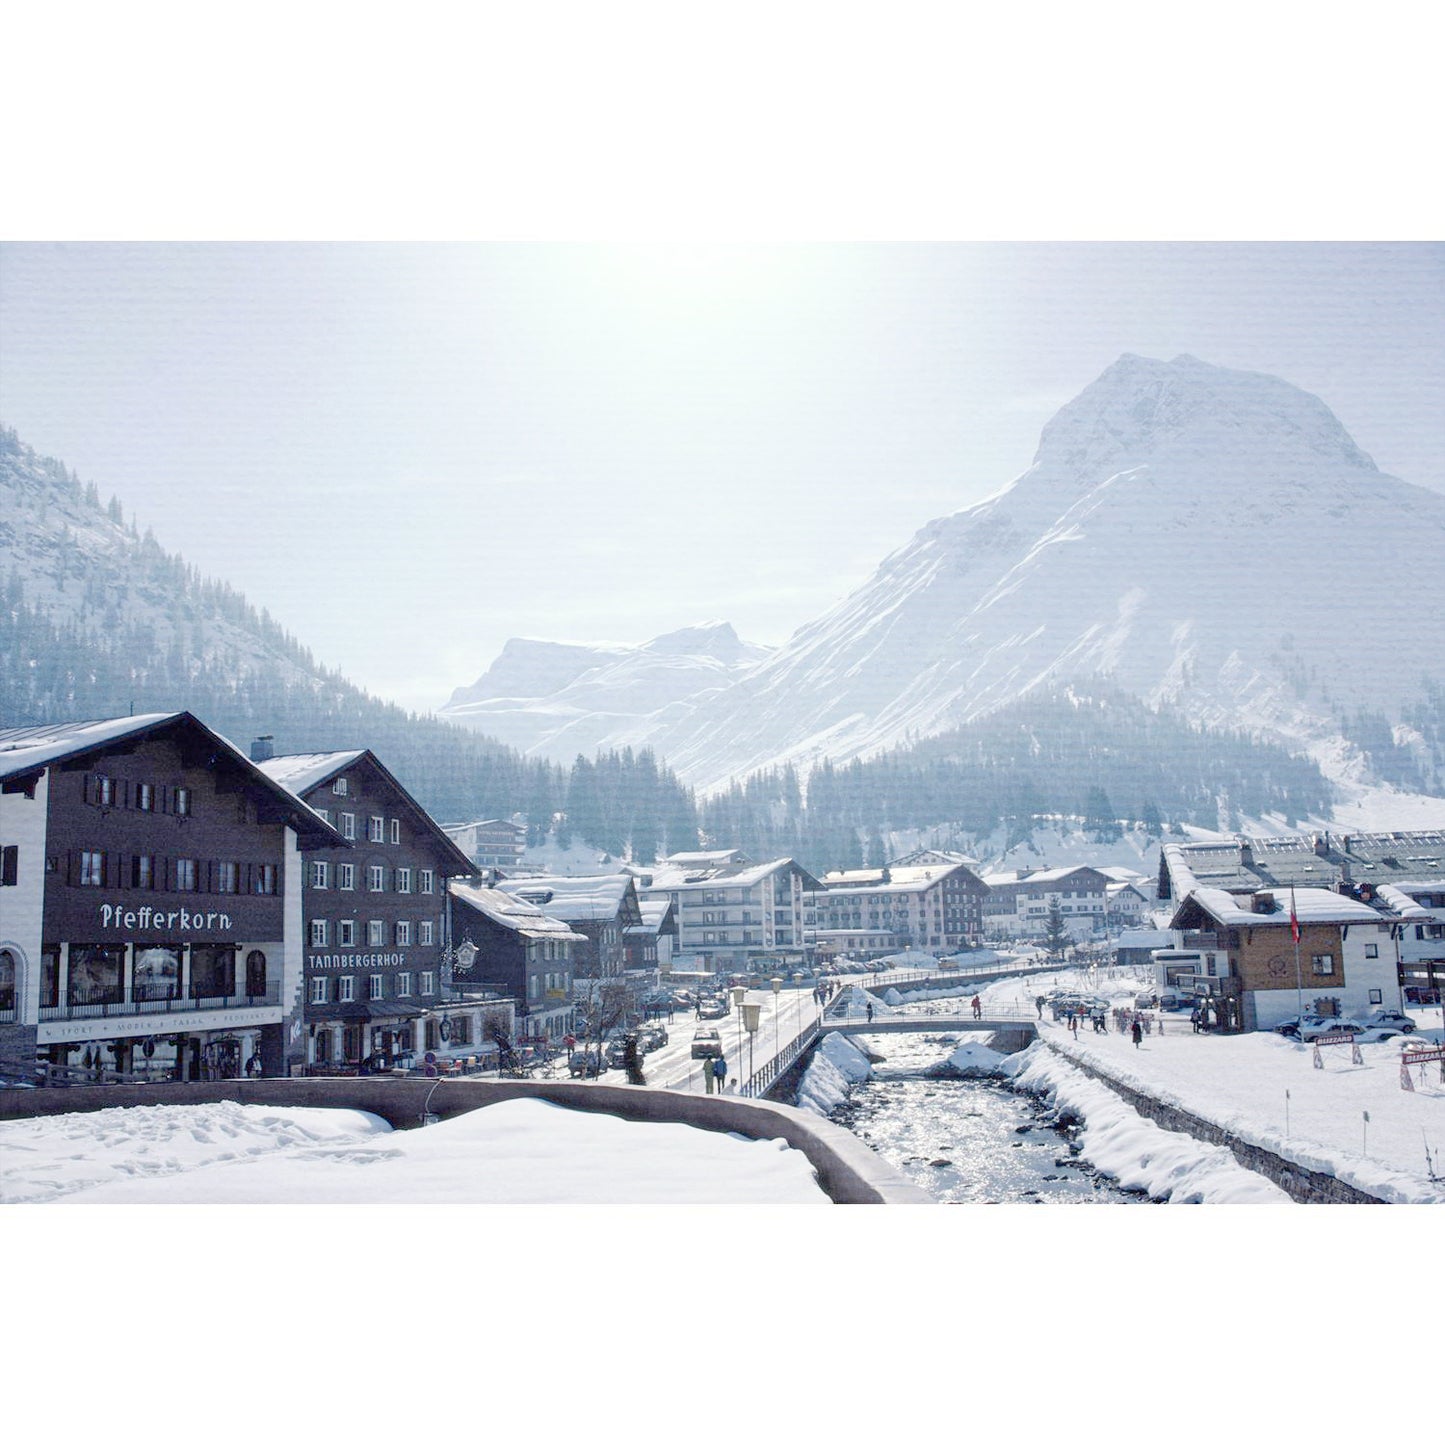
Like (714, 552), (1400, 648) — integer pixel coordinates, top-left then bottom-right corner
(701, 1053), (731, 1094)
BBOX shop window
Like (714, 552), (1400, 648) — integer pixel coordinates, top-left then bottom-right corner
(314, 1028), (332, 1062)
(68, 944), (124, 1005)
(245, 950), (267, 995)
(133, 946), (180, 1001)
(190, 945), (236, 999)
(40, 949), (60, 1009)
(0, 949), (15, 1011)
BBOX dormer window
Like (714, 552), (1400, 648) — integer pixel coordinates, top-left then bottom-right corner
(333, 777), (349, 797)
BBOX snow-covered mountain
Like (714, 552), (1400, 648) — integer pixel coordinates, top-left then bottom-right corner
(449, 355), (1445, 792)
(437, 622), (772, 759)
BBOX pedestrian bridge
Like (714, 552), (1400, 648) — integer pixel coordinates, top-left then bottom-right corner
(821, 1011), (1038, 1036)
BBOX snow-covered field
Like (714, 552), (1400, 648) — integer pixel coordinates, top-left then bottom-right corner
(0, 1096), (830, 1205)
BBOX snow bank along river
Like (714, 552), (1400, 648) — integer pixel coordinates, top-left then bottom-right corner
(801, 995), (1291, 1204)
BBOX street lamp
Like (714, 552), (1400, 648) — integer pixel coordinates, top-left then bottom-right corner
(731, 984), (746, 1070)
(771, 976), (782, 1062)
(741, 1001), (761, 1086)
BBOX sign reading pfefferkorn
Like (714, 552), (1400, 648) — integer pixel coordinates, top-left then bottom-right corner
(100, 904), (235, 932)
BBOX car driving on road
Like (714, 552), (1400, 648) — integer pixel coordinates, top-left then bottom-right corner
(690, 1027), (724, 1059)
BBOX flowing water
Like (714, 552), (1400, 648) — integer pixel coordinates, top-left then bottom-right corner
(826, 1023), (1149, 1205)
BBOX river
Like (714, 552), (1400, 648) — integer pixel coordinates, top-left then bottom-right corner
(824, 1014), (1150, 1205)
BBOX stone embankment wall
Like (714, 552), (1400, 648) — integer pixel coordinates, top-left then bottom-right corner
(0, 1076), (932, 1205)
(1041, 1041), (1385, 1205)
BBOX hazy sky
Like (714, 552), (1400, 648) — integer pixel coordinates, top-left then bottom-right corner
(2, 241), (1442, 712)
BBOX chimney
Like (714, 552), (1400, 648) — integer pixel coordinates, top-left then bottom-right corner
(1237, 836), (1254, 865)
(250, 735), (275, 763)
(1251, 891), (1276, 915)
(1313, 833), (1329, 857)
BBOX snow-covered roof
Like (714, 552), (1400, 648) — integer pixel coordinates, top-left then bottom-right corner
(658, 856), (821, 892)
(255, 751), (366, 797)
(0, 713), (182, 779)
(258, 750), (475, 874)
(494, 873), (641, 925)
(0, 712), (343, 847)
(1180, 886), (1385, 930)
(625, 897), (676, 935)
(816, 863), (979, 894)
(449, 881), (587, 942)
(1372, 884), (1434, 919)
(1116, 929), (1177, 950)
(981, 865), (1108, 888)
(664, 849), (747, 867)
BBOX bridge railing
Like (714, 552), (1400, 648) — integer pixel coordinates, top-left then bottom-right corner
(740, 1017), (820, 1099)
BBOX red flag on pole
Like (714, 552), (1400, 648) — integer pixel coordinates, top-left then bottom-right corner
(1290, 887), (1301, 943)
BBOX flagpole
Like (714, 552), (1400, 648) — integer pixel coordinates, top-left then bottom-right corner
(1292, 886), (1303, 1026)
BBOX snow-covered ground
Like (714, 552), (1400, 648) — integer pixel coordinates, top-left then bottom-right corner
(0, 1097), (830, 1205)
(978, 966), (1445, 1203)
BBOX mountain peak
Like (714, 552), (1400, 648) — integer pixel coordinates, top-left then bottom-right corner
(1031, 353), (1377, 480)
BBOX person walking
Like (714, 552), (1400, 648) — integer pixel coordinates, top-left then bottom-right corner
(702, 1055), (715, 1093)
(971, 994), (982, 1019)
(865, 1002), (874, 1023)
(1035, 995), (1045, 1019)
(712, 1055), (727, 1093)
(1131, 1017), (1143, 1048)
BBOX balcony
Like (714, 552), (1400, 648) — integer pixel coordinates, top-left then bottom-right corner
(39, 982), (283, 1023)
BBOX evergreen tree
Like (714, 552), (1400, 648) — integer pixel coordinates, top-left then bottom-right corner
(1043, 903), (1070, 959)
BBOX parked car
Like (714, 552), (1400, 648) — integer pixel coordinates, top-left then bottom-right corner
(568, 1051), (605, 1077)
(1361, 1009), (1417, 1033)
(1275, 1015), (1363, 1041)
(691, 1027), (724, 1059)
(637, 1023), (668, 1051)
(604, 1038), (632, 1068)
